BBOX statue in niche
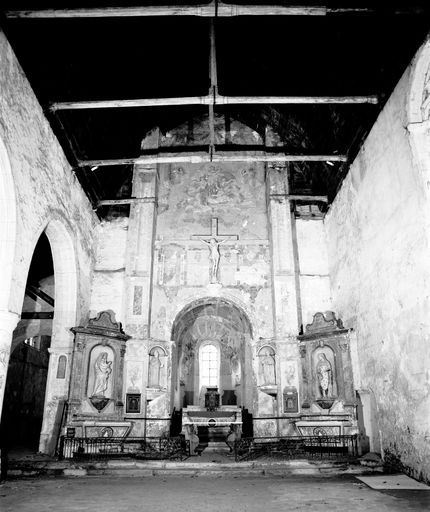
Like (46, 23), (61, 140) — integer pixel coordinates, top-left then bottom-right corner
(92, 352), (112, 397)
(148, 348), (165, 388)
(316, 353), (333, 398)
(259, 347), (276, 386)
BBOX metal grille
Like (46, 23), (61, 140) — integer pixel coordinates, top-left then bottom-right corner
(234, 435), (358, 462)
(58, 436), (190, 461)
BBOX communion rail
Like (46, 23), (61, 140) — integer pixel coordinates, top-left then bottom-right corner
(58, 436), (190, 461)
(233, 435), (358, 462)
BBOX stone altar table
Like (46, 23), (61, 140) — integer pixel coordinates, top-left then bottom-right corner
(182, 406), (242, 450)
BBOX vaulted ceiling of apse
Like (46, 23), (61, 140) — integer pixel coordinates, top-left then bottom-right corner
(2, 2), (430, 216)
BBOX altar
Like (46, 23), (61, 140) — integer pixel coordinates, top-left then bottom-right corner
(182, 406), (242, 451)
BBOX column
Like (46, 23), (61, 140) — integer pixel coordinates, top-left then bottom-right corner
(0, 310), (19, 419)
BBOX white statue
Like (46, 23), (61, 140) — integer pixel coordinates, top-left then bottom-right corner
(149, 349), (164, 388)
(200, 237), (228, 283)
(316, 353), (333, 397)
(92, 352), (112, 397)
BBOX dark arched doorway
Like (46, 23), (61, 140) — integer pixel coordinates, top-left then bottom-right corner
(1, 232), (54, 452)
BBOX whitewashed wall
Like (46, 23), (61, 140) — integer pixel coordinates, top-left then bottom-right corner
(325, 54), (430, 482)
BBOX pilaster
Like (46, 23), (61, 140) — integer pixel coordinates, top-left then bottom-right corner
(267, 165), (300, 337)
(124, 164), (157, 339)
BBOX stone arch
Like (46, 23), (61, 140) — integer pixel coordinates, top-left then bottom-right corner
(0, 136), (19, 421)
(171, 296), (254, 411)
(44, 218), (78, 341)
(0, 136), (17, 312)
(171, 295), (254, 342)
(36, 216), (79, 453)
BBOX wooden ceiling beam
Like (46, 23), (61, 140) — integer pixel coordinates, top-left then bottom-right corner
(5, 3), (327, 19)
(50, 95), (378, 111)
(6, 4), (426, 19)
(21, 312), (54, 320)
(26, 284), (55, 307)
(97, 193), (328, 208)
(78, 152), (347, 168)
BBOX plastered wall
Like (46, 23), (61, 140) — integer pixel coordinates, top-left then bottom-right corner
(325, 64), (430, 482)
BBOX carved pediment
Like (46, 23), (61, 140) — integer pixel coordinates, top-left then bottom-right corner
(305, 311), (344, 334)
(88, 310), (123, 332)
(71, 310), (130, 340)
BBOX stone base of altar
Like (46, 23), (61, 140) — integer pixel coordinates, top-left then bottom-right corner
(63, 420), (132, 439)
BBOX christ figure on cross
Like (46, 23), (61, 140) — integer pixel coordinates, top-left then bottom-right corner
(192, 218), (238, 284)
(200, 237), (228, 284)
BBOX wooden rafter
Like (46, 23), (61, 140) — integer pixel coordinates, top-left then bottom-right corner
(78, 152), (347, 168)
(21, 312), (54, 320)
(26, 284), (55, 306)
(208, 19), (217, 160)
(49, 94), (379, 111)
(6, 4), (424, 19)
(97, 194), (328, 208)
(5, 3), (328, 19)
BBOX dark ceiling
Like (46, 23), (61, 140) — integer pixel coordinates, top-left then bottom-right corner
(2, 2), (430, 216)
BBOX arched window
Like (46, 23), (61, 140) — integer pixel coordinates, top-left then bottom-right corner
(199, 343), (219, 388)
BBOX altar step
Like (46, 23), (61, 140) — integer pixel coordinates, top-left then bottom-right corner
(6, 457), (384, 479)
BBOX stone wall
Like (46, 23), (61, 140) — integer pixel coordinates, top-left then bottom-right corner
(296, 218), (331, 329)
(0, 29), (97, 452)
(325, 64), (430, 482)
(90, 217), (128, 319)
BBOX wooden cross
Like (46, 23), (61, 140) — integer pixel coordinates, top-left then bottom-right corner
(191, 218), (239, 284)
(191, 218), (238, 244)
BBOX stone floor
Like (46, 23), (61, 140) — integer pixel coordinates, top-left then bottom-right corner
(1, 475), (429, 511)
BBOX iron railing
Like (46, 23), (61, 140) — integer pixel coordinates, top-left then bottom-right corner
(58, 436), (190, 461)
(234, 435), (358, 462)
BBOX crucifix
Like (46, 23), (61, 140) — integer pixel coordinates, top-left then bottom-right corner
(191, 218), (239, 284)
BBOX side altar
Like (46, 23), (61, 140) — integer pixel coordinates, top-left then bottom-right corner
(294, 312), (358, 437)
(65, 310), (132, 438)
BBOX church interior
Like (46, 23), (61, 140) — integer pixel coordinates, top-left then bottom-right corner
(0, 1), (429, 485)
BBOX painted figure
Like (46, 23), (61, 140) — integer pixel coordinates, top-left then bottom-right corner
(316, 353), (333, 397)
(200, 237), (228, 283)
(260, 349), (276, 385)
(92, 352), (112, 397)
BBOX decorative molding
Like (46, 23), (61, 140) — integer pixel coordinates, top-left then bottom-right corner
(71, 310), (130, 341)
(304, 311), (344, 336)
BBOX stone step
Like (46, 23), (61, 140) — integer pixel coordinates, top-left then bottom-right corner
(6, 458), (384, 479)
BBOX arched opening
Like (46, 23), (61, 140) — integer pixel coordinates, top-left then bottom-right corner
(39, 218), (78, 454)
(1, 232), (54, 452)
(171, 297), (253, 412)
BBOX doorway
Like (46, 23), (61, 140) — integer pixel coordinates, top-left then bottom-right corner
(1, 232), (54, 452)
